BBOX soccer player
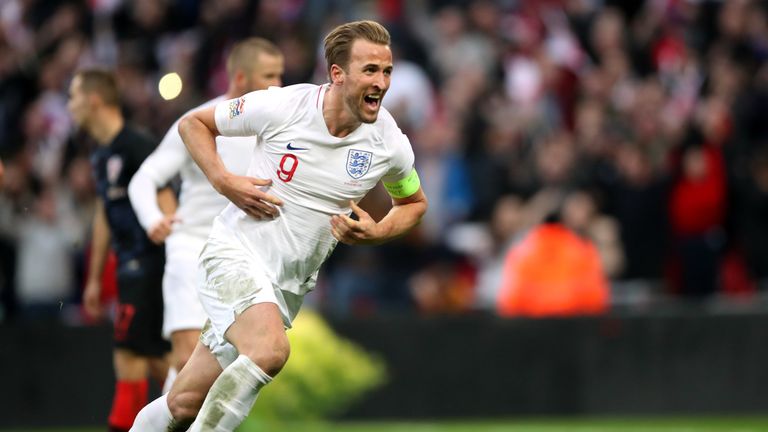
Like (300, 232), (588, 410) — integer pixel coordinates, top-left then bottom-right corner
(131, 20), (428, 431)
(128, 38), (284, 393)
(67, 69), (172, 432)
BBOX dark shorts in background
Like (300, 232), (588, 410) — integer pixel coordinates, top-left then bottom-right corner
(114, 253), (170, 356)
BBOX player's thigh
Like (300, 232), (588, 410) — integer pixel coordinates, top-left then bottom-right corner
(225, 302), (290, 375)
(168, 341), (223, 412)
(116, 255), (171, 357)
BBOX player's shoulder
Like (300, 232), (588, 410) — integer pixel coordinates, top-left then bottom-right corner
(262, 83), (320, 104)
(250, 84), (321, 123)
(374, 105), (398, 127)
(372, 106), (406, 142)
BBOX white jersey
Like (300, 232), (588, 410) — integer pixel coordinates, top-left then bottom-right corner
(212, 83), (415, 295)
(129, 96), (255, 239)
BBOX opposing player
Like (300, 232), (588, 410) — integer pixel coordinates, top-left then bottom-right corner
(128, 38), (284, 392)
(67, 69), (172, 432)
(131, 20), (428, 431)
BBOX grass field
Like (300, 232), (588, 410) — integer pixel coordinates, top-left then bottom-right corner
(7, 417), (768, 432)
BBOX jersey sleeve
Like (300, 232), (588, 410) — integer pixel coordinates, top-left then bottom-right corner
(381, 131), (416, 184)
(214, 88), (276, 138)
(128, 120), (187, 230)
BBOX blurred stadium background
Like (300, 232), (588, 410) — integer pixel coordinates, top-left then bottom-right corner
(3, 0), (768, 430)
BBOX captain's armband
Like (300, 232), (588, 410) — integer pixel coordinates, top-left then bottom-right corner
(383, 168), (421, 198)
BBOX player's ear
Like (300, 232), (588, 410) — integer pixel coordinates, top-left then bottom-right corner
(232, 69), (247, 90)
(330, 64), (344, 85)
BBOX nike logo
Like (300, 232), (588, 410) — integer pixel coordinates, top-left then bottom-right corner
(287, 142), (308, 151)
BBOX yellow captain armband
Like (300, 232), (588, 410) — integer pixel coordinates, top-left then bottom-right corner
(383, 168), (421, 198)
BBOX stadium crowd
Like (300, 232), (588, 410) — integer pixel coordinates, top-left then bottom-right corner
(1, 0), (768, 322)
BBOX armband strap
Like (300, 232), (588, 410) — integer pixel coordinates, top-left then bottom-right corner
(383, 168), (421, 198)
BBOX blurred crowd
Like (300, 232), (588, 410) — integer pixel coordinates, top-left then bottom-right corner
(1, 0), (768, 322)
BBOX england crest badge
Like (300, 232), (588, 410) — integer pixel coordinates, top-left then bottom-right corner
(346, 149), (372, 179)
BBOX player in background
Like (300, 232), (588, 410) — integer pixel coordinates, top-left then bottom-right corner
(128, 38), (284, 393)
(67, 69), (172, 432)
(131, 20), (428, 431)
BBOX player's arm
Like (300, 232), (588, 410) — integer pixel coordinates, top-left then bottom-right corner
(331, 170), (428, 245)
(129, 124), (186, 243)
(129, 169), (178, 244)
(84, 198), (111, 319)
(128, 145), (182, 244)
(178, 105), (282, 219)
(143, 186), (178, 244)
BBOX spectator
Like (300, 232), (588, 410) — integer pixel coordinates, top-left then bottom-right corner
(668, 140), (727, 297)
(497, 210), (610, 318)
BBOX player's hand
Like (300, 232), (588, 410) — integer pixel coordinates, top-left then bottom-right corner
(147, 214), (179, 244)
(331, 200), (381, 245)
(218, 174), (283, 220)
(83, 279), (104, 320)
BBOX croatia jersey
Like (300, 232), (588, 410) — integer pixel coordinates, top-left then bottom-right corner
(212, 83), (415, 295)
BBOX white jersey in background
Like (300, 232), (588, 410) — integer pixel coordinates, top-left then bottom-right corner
(130, 96), (255, 239)
(128, 96), (256, 338)
(200, 83), (414, 339)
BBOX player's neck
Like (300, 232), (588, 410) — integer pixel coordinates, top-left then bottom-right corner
(89, 109), (124, 145)
(323, 85), (360, 138)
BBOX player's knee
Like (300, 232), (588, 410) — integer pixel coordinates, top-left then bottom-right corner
(167, 388), (204, 424)
(243, 336), (290, 377)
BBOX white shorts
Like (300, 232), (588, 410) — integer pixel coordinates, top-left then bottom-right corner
(197, 227), (304, 368)
(162, 233), (208, 339)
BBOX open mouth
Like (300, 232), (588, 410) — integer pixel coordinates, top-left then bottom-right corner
(363, 93), (381, 110)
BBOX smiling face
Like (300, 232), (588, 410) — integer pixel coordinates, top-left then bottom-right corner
(337, 39), (393, 124)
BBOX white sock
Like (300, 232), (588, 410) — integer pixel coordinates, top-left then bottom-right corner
(162, 366), (178, 395)
(188, 354), (272, 432)
(130, 394), (173, 431)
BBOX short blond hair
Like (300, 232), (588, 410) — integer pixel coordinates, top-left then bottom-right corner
(323, 20), (390, 77)
(226, 37), (282, 80)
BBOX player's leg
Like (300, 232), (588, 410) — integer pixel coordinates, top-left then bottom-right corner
(149, 354), (170, 387)
(108, 265), (151, 432)
(109, 349), (150, 432)
(110, 253), (170, 431)
(162, 235), (208, 391)
(132, 340), (223, 431)
(188, 302), (289, 432)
